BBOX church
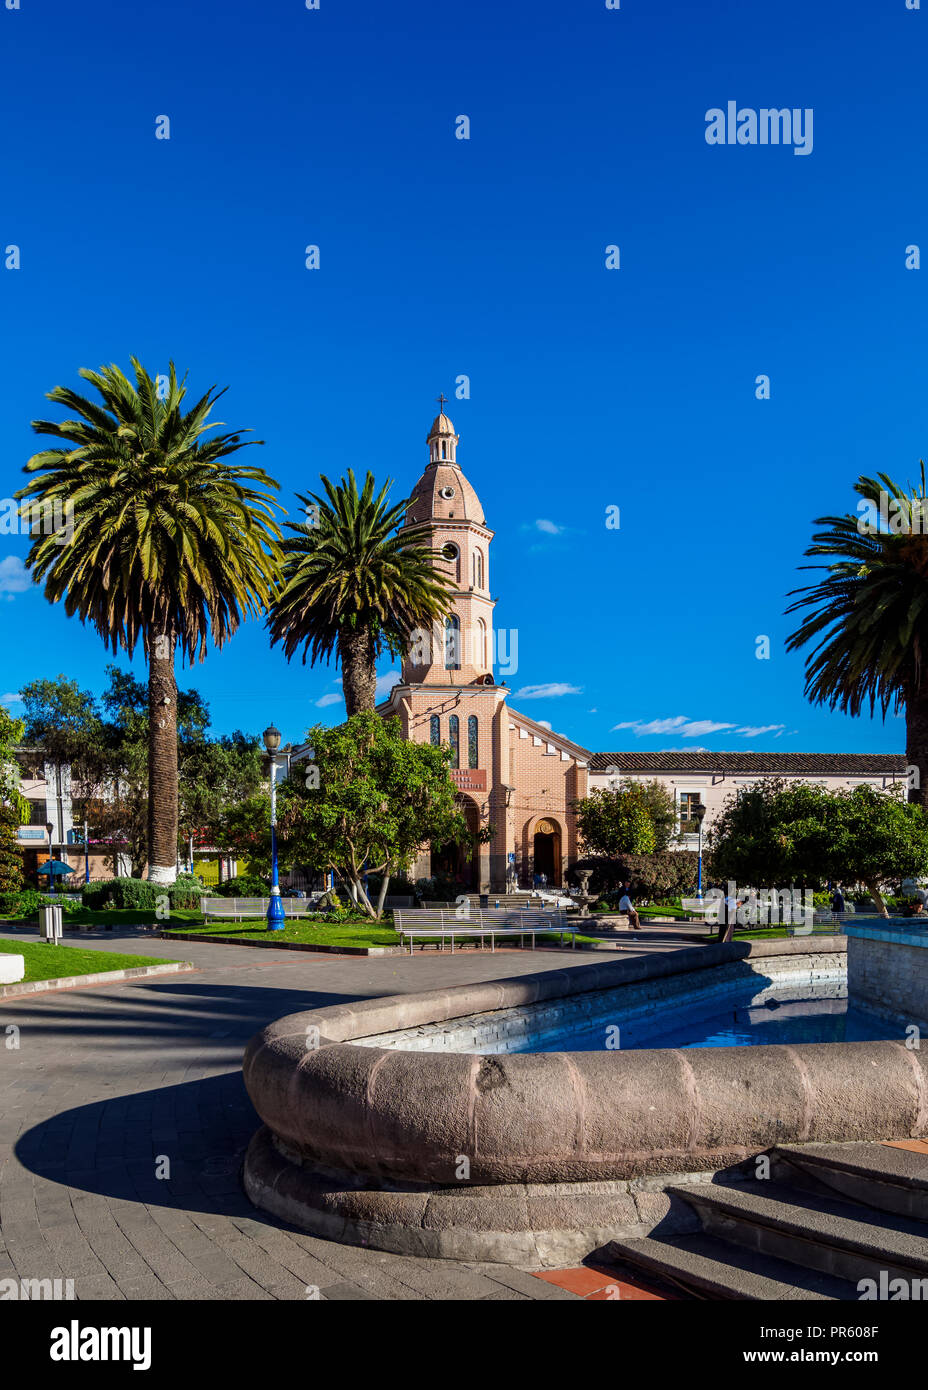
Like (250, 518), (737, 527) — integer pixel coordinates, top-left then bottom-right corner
(377, 405), (591, 893)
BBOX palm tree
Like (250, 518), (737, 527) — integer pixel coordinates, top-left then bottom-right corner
(17, 359), (282, 884)
(786, 467), (928, 808)
(267, 470), (455, 714)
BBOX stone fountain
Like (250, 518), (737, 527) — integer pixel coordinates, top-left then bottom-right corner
(573, 869), (595, 919)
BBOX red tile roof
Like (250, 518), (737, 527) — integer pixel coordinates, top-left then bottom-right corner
(589, 751), (906, 775)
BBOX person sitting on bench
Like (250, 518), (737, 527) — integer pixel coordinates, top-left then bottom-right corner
(618, 884), (641, 930)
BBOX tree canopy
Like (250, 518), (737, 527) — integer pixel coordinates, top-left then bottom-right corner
(278, 711), (476, 919)
(707, 777), (928, 916)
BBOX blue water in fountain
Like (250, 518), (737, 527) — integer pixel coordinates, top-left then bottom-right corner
(509, 987), (900, 1053)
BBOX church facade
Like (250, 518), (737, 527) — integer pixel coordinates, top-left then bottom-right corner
(377, 408), (591, 892)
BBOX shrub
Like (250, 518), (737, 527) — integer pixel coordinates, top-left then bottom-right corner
(568, 853), (700, 901)
(216, 874), (268, 898)
(0, 888), (80, 917)
(415, 874), (471, 902)
(83, 877), (206, 911)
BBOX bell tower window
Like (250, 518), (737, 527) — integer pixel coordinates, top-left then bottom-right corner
(444, 614), (461, 670)
(448, 714), (460, 768)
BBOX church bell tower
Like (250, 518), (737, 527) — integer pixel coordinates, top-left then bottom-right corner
(400, 400), (496, 686)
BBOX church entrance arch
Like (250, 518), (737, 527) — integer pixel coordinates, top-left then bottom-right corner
(530, 817), (562, 888)
(430, 795), (479, 891)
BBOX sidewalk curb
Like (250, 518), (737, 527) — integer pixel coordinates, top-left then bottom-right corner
(158, 931), (402, 956)
(0, 960), (195, 1000)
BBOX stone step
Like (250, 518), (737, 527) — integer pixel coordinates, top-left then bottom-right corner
(666, 1180), (928, 1286)
(773, 1142), (928, 1222)
(607, 1231), (856, 1301)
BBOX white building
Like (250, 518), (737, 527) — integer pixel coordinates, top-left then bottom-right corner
(588, 751), (907, 851)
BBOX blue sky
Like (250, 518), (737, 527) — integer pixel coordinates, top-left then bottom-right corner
(0, 0), (923, 755)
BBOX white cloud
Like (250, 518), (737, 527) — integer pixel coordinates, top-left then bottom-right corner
(513, 683), (582, 699)
(314, 693), (342, 709)
(613, 714), (789, 741)
(588, 708), (598, 714)
(536, 719), (552, 730)
(533, 519), (564, 535)
(375, 669), (401, 700)
(0, 557), (30, 595)
(612, 715), (736, 738)
(0, 692), (22, 705)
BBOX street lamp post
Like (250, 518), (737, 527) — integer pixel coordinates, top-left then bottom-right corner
(695, 801), (707, 900)
(45, 822), (55, 896)
(263, 724), (286, 932)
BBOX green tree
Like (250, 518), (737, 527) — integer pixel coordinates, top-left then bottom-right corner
(267, 471), (454, 715)
(572, 784), (657, 857)
(180, 733), (267, 868)
(17, 358), (281, 884)
(0, 805), (24, 895)
(279, 712), (473, 919)
(826, 783), (928, 916)
(0, 706), (26, 893)
(706, 778), (830, 888)
(707, 777), (928, 917)
(639, 778), (680, 851)
(786, 467), (928, 808)
(0, 703), (27, 816)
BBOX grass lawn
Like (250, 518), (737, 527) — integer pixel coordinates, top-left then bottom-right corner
(0, 907), (204, 928)
(0, 938), (180, 984)
(160, 918), (600, 950)
(637, 905), (691, 920)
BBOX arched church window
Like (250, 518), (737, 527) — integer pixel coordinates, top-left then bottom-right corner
(468, 715), (478, 769)
(473, 549), (483, 588)
(444, 614), (460, 670)
(441, 441), (446, 459)
(477, 617), (487, 669)
(449, 715), (460, 768)
(430, 715), (440, 746)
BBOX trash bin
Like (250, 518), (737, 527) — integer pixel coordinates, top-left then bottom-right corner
(38, 903), (63, 942)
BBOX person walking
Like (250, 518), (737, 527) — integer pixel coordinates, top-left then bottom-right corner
(830, 886), (845, 924)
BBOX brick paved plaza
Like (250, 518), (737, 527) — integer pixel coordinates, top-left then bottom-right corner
(0, 930), (695, 1302)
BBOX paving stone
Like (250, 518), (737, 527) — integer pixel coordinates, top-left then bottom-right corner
(0, 928), (656, 1302)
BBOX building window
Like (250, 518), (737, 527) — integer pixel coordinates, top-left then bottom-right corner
(430, 715), (440, 746)
(25, 799), (46, 827)
(444, 614), (460, 669)
(468, 715), (478, 769)
(473, 549), (483, 588)
(449, 715), (460, 768)
(679, 792), (702, 834)
(477, 617), (487, 669)
(441, 440), (446, 459)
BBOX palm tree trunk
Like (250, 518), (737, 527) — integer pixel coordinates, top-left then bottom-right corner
(339, 626), (377, 715)
(905, 689), (928, 810)
(147, 636), (178, 884)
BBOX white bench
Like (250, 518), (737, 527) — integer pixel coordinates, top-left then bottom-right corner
(393, 908), (578, 954)
(201, 895), (320, 922)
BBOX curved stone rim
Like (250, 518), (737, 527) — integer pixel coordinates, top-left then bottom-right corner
(243, 937), (928, 1188)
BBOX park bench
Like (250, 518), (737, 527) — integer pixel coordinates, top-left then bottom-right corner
(393, 907), (577, 954)
(201, 895), (321, 922)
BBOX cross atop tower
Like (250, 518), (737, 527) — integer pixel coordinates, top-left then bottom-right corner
(435, 392), (448, 413)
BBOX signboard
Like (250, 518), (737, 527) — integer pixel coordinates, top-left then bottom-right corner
(18, 827), (46, 841)
(451, 768), (487, 792)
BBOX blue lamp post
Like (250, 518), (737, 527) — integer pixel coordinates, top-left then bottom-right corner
(263, 723), (286, 932)
(695, 800), (707, 900)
